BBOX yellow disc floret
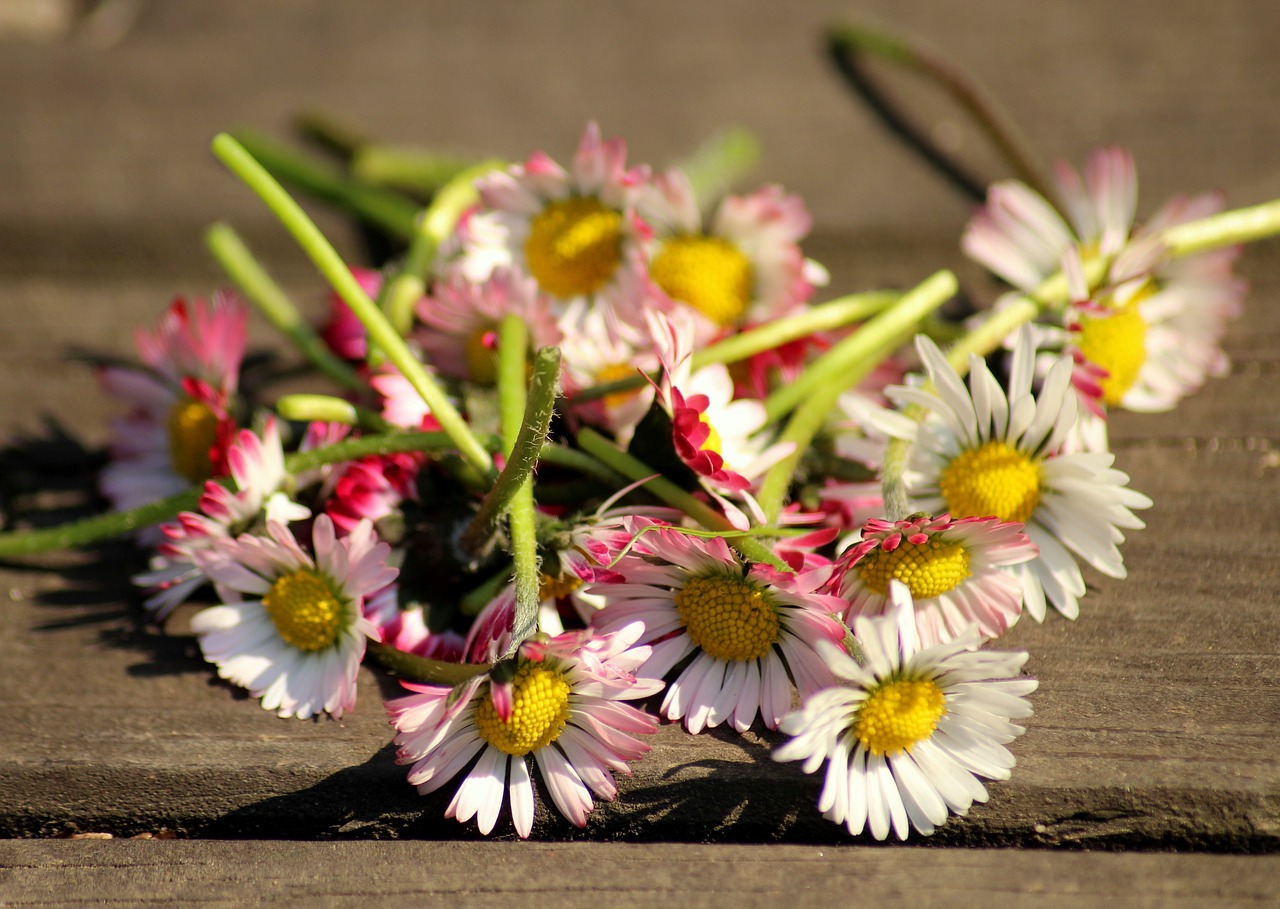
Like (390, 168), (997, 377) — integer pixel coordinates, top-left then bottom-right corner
(261, 569), (345, 652)
(539, 571), (583, 602)
(649, 235), (754, 327)
(475, 663), (573, 756)
(674, 574), (780, 662)
(1076, 290), (1149, 407)
(167, 397), (220, 484)
(857, 537), (972, 599)
(939, 441), (1041, 524)
(854, 677), (947, 756)
(524, 197), (623, 299)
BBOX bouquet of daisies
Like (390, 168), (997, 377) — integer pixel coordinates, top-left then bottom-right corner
(1, 22), (1270, 841)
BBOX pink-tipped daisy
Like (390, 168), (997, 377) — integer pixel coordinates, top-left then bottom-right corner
(885, 331), (1152, 621)
(962, 148), (1244, 437)
(640, 169), (827, 332)
(832, 512), (1037, 646)
(467, 122), (653, 320)
(414, 266), (561, 386)
(387, 624), (661, 838)
(98, 293), (247, 513)
(590, 524), (847, 734)
(558, 306), (658, 446)
(189, 515), (397, 719)
(774, 581), (1037, 840)
(134, 417), (310, 620)
(649, 310), (793, 497)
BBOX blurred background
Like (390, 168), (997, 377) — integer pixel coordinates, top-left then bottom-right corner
(3, 0), (1280, 435)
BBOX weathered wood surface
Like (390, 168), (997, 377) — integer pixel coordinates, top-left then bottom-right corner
(2, 1), (1280, 905)
(4, 842), (1280, 909)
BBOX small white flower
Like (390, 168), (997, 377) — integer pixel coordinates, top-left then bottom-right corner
(774, 581), (1037, 840)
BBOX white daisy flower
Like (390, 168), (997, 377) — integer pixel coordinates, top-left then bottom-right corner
(833, 512), (1038, 645)
(387, 624), (661, 838)
(190, 515), (397, 719)
(590, 523), (847, 734)
(134, 417), (309, 620)
(774, 581), (1037, 840)
(887, 331), (1151, 621)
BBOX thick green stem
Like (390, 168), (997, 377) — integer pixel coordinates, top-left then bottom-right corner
(228, 130), (419, 240)
(574, 290), (899, 403)
(352, 146), (481, 195)
(1160, 198), (1280, 257)
(382, 159), (504, 336)
(0, 430), (479, 557)
(367, 641), (489, 684)
(756, 270), (957, 522)
(205, 223), (365, 392)
(212, 133), (495, 479)
(457, 344), (561, 565)
(575, 428), (788, 571)
(499, 318), (541, 653)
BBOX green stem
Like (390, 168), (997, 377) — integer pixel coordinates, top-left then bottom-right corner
(382, 159), (504, 336)
(205, 222), (365, 392)
(498, 317), (542, 654)
(352, 145), (481, 195)
(0, 431), (491, 557)
(573, 290), (899, 403)
(274, 394), (359, 425)
(575, 428), (788, 571)
(1160, 198), (1280, 257)
(457, 344), (561, 565)
(367, 641), (489, 684)
(228, 130), (419, 240)
(756, 270), (957, 522)
(676, 128), (761, 211)
(828, 22), (1059, 209)
(212, 133), (495, 479)
(763, 272), (956, 422)
(536, 443), (627, 485)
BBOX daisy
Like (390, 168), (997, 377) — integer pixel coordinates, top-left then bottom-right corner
(589, 524), (847, 734)
(387, 624), (661, 838)
(640, 169), (826, 332)
(189, 515), (397, 719)
(774, 581), (1037, 840)
(467, 122), (653, 320)
(133, 418), (310, 620)
(98, 293), (247, 513)
(886, 331), (1151, 621)
(558, 305), (657, 446)
(413, 266), (561, 386)
(649, 310), (793, 498)
(961, 147), (1244, 432)
(832, 512), (1038, 645)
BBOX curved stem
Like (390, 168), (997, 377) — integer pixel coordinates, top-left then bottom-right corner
(367, 641), (489, 685)
(575, 428), (788, 571)
(756, 270), (957, 523)
(205, 222), (365, 392)
(828, 22), (1058, 208)
(212, 133), (495, 479)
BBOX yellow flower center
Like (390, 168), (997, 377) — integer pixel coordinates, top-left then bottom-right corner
(166, 397), (220, 484)
(698, 416), (723, 455)
(464, 324), (499, 385)
(475, 663), (573, 756)
(261, 569), (345, 652)
(939, 440), (1041, 523)
(649, 235), (753, 327)
(594, 362), (644, 410)
(854, 677), (947, 756)
(524, 197), (623, 299)
(1076, 289), (1150, 407)
(674, 574), (780, 662)
(856, 537), (972, 599)
(539, 571), (582, 601)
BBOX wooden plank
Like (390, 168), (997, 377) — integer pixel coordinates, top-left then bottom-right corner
(2, 841), (1279, 909)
